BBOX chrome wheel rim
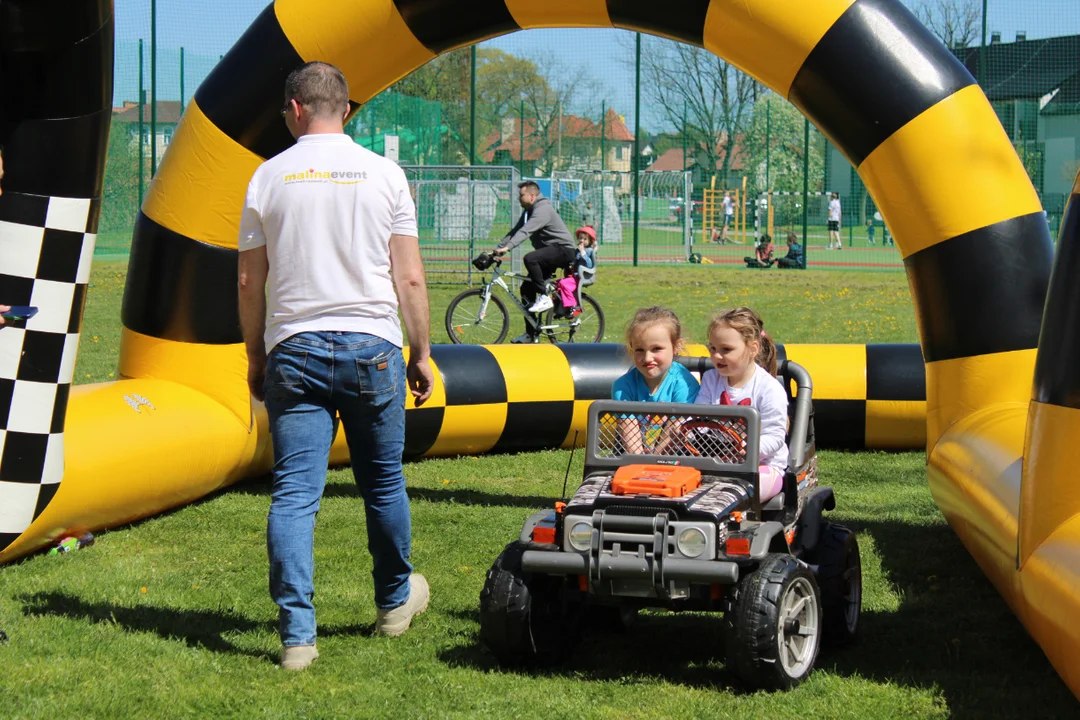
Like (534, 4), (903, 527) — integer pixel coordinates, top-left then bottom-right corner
(777, 576), (820, 677)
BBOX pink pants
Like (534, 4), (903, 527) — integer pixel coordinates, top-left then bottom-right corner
(555, 276), (578, 308)
(759, 465), (783, 502)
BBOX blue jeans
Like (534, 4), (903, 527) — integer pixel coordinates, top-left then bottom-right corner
(264, 331), (413, 647)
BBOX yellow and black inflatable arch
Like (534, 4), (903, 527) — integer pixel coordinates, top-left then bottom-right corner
(125, 0), (1050, 439)
(4, 0), (1080, 700)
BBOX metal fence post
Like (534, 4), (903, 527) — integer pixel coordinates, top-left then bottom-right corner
(179, 47), (185, 116)
(979, 0), (988, 89)
(848, 165), (855, 247)
(138, 40), (144, 206)
(369, 105), (375, 152)
(633, 33), (641, 267)
(765, 97), (771, 191)
(469, 45), (477, 166)
(150, 0), (157, 177)
(802, 118), (810, 269)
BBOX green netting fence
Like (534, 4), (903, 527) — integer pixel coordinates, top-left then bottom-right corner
(101, 0), (1080, 278)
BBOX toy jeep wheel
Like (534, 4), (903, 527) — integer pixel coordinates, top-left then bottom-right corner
(809, 523), (862, 646)
(723, 554), (822, 690)
(479, 542), (578, 665)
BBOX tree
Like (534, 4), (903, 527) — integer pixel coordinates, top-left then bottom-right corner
(375, 48), (599, 171)
(476, 49), (599, 175)
(739, 94), (825, 197)
(632, 35), (759, 186)
(99, 121), (145, 235)
(387, 49), (473, 164)
(915, 0), (980, 49)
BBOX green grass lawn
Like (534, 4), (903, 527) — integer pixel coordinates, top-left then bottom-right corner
(73, 262), (916, 384)
(3, 262), (1074, 718)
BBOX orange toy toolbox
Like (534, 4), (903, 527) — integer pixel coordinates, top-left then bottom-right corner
(612, 464), (702, 498)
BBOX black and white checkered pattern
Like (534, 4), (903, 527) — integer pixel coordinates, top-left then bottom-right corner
(0, 193), (96, 550)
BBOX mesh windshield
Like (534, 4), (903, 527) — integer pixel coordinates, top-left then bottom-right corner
(593, 410), (749, 465)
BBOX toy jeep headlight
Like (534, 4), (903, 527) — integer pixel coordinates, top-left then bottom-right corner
(568, 521), (592, 551)
(677, 527), (708, 558)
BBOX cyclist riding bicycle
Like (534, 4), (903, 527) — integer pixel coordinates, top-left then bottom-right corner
(493, 180), (576, 343)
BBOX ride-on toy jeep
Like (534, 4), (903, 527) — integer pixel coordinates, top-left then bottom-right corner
(479, 359), (861, 690)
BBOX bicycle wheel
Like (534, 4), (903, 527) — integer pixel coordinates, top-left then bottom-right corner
(446, 289), (510, 344)
(542, 293), (605, 343)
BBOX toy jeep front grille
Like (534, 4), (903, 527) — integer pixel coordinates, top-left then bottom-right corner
(604, 505), (676, 518)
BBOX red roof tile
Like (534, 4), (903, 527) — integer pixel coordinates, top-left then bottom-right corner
(478, 111), (634, 163)
(646, 135), (747, 172)
(113, 100), (183, 124)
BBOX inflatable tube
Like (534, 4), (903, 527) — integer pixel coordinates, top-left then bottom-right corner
(0, 0), (113, 552)
(3, 0), (1079, 700)
(0, 340), (926, 563)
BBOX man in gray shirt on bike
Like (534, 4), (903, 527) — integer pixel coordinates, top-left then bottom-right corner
(494, 181), (576, 343)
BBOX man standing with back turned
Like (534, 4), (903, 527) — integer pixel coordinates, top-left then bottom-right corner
(238, 62), (434, 671)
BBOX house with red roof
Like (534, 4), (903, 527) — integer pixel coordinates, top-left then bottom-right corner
(480, 107), (635, 178)
(112, 100), (183, 159)
(647, 132), (747, 187)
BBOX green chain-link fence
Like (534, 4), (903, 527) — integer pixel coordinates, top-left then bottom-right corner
(101, 0), (1079, 278)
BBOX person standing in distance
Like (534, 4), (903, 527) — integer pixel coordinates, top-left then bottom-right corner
(493, 181), (576, 343)
(238, 62), (434, 672)
(827, 192), (842, 250)
(582, 200), (596, 228)
(720, 191), (734, 243)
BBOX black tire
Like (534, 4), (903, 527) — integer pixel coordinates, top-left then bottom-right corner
(541, 293), (605, 343)
(808, 523), (861, 647)
(478, 542), (579, 666)
(723, 554), (822, 690)
(446, 289), (510, 344)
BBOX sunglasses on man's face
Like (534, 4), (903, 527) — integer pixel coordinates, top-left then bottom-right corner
(280, 99), (294, 118)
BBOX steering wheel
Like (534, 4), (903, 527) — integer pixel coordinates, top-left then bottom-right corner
(676, 418), (748, 464)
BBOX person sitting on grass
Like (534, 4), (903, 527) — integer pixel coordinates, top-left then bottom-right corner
(776, 232), (804, 269)
(744, 234), (774, 268)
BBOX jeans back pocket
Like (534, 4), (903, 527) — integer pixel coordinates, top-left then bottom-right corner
(264, 347), (308, 403)
(356, 350), (400, 400)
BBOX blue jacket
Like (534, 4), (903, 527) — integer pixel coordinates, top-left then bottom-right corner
(785, 242), (804, 264)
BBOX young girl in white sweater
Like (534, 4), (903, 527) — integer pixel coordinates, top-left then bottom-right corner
(695, 307), (788, 501)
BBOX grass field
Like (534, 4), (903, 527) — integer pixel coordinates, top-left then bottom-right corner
(95, 220), (904, 277)
(2, 263), (1074, 718)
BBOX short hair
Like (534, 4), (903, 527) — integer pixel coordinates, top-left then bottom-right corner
(518, 181), (540, 194)
(284, 62), (349, 119)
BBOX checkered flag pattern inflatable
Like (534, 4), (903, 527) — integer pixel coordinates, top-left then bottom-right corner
(0, 194), (96, 549)
(594, 410), (750, 465)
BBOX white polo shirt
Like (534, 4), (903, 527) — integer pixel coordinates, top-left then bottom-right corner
(239, 134), (417, 352)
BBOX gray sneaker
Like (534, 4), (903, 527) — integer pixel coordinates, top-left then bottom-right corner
(510, 333), (538, 344)
(376, 574), (430, 637)
(279, 644), (318, 671)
